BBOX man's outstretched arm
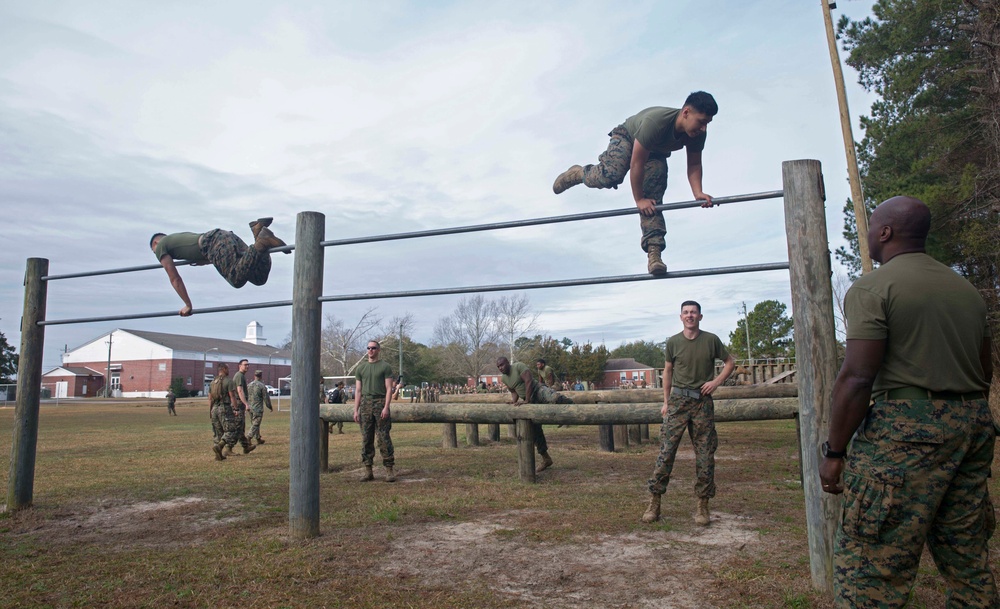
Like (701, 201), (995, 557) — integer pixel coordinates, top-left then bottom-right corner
(158, 255), (194, 316)
(686, 148), (713, 207)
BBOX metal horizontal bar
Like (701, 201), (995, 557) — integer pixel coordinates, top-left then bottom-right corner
(39, 190), (781, 282)
(37, 261), (788, 326)
(320, 190), (784, 247)
(319, 262), (790, 303)
(39, 298), (293, 326)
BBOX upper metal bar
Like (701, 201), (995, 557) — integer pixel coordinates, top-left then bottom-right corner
(39, 191), (781, 281)
(320, 190), (784, 247)
(36, 261), (789, 326)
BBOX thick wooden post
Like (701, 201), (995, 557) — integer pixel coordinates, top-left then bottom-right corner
(627, 424), (642, 445)
(783, 160), (840, 592)
(614, 424), (629, 449)
(506, 423), (516, 438)
(464, 423), (480, 446)
(598, 424), (615, 452)
(320, 421), (329, 473)
(487, 423), (500, 442)
(441, 423), (458, 448)
(6, 258), (48, 511)
(640, 423), (649, 441)
(289, 212), (324, 539)
(515, 419), (536, 482)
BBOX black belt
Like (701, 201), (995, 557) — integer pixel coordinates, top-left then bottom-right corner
(671, 387), (704, 400)
(880, 387), (986, 401)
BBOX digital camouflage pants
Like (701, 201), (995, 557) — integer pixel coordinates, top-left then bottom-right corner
(247, 408), (264, 441)
(358, 396), (394, 467)
(647, 393), (717, 498)
(581, 125), (669, 253)
(211, 403), (226, 442)
(222, 406), (252, 451)
(524, 385), (574, 455)
(200, 229), (272, 289)
(834, 397), (998, 608)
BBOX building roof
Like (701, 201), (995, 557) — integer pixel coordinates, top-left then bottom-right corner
(122, 329), (290, 359)
(604, 358), (655, 371)
(43, 366), (105, 377)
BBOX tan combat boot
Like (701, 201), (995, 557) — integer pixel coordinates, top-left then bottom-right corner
(385, 466), (396, 483)
(225, 445), (235, 456)
(243, 442), (256, 454)
(254, 227), (289, 253)
(249, 217), (273, 238)
(694, 498), (710, 526)
(552, 165), (584, 194)
(641, 494), (661, 523)
(361, 465), (374, 482)
(256, 437), (266, 445)
(536, 452), (554, 473)
(213, 441), (226, 461)
(647, 246), (667, 275)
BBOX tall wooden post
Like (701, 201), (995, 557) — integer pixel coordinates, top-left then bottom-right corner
(783, 160), (840, 592)
(515, 419), (536, 482)
(289, 212), (325, 539)
(6, 258), (48, 511)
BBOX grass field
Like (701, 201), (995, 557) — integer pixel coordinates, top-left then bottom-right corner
(0, 399), (996, 608)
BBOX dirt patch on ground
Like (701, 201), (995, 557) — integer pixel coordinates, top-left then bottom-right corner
(383, 509), (760, 609)
(11, 497), (244, 548)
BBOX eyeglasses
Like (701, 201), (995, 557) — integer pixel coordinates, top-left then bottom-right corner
(367, 346), (380, 351)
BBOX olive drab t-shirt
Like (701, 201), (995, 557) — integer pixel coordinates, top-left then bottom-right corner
(233, 370), (248, 403)
(665, 331), (729, 390)
(844, 252), (991, 393)
(536, 365), (556, 388)
(153, 232), (209, 263)
(211, 377), (235, 408)
(623, 107), (707, 157)
(501, 362), (532, 401)
(355, 360), (393, 398)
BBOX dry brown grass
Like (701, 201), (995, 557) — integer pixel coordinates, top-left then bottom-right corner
(0, 399), (996, 608)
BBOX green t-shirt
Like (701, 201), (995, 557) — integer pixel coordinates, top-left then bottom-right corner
(233, 370), (248, 401)
(501, 362), (532, 401)
(536, 365), (555, 387)
(845, 252), (990, 393)
(153, 232), (208, 263)
(211, 376), (235, 408)
(665, 330), (729, 390)
(355, 360), (393, 397)
(623, 107), (707, 157)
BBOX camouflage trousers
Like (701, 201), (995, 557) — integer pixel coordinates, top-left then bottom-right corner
(358, 396), (394, 467)
(525, 385), (574, 455)
(222, 406), (251, 450)
(247, 408), (264, 441)
(581, 124), (669, 253)
(211, 403), (226, 442)
(200, 229), (271, 289)
(647, 393), (717, 498)
(834, 397), (998, 608)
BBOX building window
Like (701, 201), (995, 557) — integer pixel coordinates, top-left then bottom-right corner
(158, 363), (166, 371)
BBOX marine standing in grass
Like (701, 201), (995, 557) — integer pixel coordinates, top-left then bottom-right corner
(166, 389), (177, 416)
(327, 381), (346, 434)
(225, 359), (255, 456)
(642, 300), (734, 526)
(496, 356), (574, 474)
(246, 370), (271, 446)
(552, 92), (718, 275)
(819, 196), (997, 607)
(353, 340), (396, 483)
(209, 363), (235, 461)
(150, 217), (287, 317)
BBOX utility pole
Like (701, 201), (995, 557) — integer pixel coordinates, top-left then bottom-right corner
(104, 331), (113, 398)
(821, 0), (873, 274)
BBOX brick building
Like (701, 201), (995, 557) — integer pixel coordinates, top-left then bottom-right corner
(602, 358), (657, 389)
(42, 322), (291, 399)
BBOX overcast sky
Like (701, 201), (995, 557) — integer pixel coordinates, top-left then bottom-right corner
(1, 0), (879, 372)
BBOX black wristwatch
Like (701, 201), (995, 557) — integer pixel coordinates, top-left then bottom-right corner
(822, 441), (847, 459)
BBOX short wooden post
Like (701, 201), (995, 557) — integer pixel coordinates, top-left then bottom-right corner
(627, 424), (642, 445)
(441, 423), (458, 448)
(487, 423), (500, 442)
(6, 258), (48, 512)
(613, 424), (629, 448)
(464, 423), (480, 446)
(640, 423), (649, 441)
(289, 211), (325, 539)
(506, 424), (516, 438)
(783, 159), (840, 592)
(515, 419), (536, 482)
(598, 424), (615, 452)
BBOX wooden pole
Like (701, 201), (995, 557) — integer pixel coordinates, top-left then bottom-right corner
(783, 159), (841, 592)
(487, 423), (500, 442)
(464, 423), (480, 446)
(613, 424), (629, 449)
(515, 419), (536, 483)
(320, 421), (329, 473)
(627, 424), (642, 445)
(289, 211), (324, 539)
(6, 258), (48, 512)
(441, 423), (458, 448)
(821, 0), (873, 274)
(598, 425), (615, 452)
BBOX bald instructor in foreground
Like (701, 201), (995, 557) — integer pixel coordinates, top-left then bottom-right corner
(820, 196), (997, 607)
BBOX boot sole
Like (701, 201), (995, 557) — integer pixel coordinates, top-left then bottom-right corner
(249, 217), (273, 229)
